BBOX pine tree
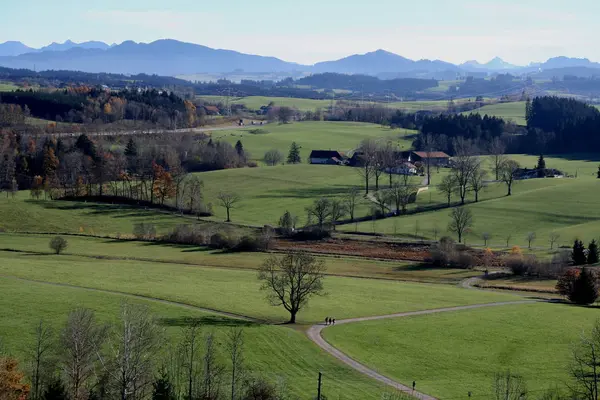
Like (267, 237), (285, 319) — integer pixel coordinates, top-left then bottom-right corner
(152, 372), (176, 400)
(525, 97), (532, 125)
(124, 138), (138, 157)
(287, 142), (301, 164)
(536, 154), (546, 177)
(572, 239), (587, 266)
(42, 378), (68, 400)
(235, 140), (244, 157)
(588, 239), (599, 265)
(570, 267), (598, 305)
(597, 165), (600, 179)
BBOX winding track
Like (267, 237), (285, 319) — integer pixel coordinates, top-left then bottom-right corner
(306, 298), (537, 400)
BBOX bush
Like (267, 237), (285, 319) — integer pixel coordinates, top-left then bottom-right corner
(557, 267), (599, 305)
(162, 225), (206, 246)
(427, 237), (475, 269)
(133, 223), (157, 240)
(242, 377), (278, 400)
(49, 236), (68, 255)
(290, 228), (331, 241)
(209, 232), (235, 249)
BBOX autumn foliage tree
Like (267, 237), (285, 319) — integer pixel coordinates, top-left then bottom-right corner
(152, 162), (176, 205)
(557, 268), (599, 305)
(0, 357), (30, 400)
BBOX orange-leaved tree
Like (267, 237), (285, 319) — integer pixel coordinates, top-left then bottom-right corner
(152, 163), (176, 205)
(0, 357), (30, 400)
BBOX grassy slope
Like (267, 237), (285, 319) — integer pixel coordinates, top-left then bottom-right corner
(0, 251), (520, 324)
(198, 96), (333, 112)
(0, 278), (386, 400)
(324, 302), (599, 399)
(343, 156), (600, 247)
(212, 121), (415, 162)
(462, 102), (526, 125)
(0, 233), (478, 283)
(0, 82), (18, 91)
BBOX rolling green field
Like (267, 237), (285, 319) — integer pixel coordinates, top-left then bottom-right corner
(343, 155), (600, 247)
(212, 121), (415, 162)
(324, 302), (600, 399)
(0, 233), (479, 283)
(463, 101), (527, 125)
(0, 250), (520, 324)
(198, 96), (334, 112)
(0, 82), (19, 91)
(0, 278), (387, 400)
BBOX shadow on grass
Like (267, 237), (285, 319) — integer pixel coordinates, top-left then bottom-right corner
(256, 185), (356, 200)
(158, 316), (259, 328)
(540, 153), (600, 163)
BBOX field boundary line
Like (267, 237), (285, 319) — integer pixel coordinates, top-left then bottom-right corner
(0, 275), (264, 324)
(307, 300), (537, 400)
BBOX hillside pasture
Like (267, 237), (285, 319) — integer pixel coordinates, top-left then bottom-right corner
(198, 95), (333, 112)
(0, 278), (387, 400)
(212, 121), (415, 163)
(0, 250), (520, 324)
(341, 155), (600, 248)
(462, 101), (526, 125)
(324, 302), (599, 399)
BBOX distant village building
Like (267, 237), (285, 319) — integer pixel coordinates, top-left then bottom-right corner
(386, 162), (418, 175)
(309, 150), (345, 165)
(404, 151), (451, 167)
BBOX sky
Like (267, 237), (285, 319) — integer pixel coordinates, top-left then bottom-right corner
(2, 0), (599, 65)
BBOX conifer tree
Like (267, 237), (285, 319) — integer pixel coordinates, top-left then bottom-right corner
(588, 239), (599, 265)
(235, 140), (244, 157)
(572, 239), (587, 266)
(571, 267), (598, 305)
(287, 142), (301, 164)
(124, 138), (137, 158)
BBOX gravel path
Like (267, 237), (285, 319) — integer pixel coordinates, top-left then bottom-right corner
(306, 300), (535, 400)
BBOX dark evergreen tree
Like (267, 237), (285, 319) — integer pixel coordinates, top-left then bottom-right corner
(588, 240), (599, 265)
(572, 240), (587, 266)
(597, 165), (600, 179)
(287, 142), (301, 164)
(570, 267), (599, 305)
(536, 154), (546, 177)
(42, 378), (69, 400)
(525, 97), (532, 125)
(124, 138), (138, 157)
(235, 140), (244, 157)
(152, 372), (176, 400)
(75, 134), (98, 160)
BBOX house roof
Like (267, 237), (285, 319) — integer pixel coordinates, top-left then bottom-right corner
(310, 150), (344, 158)
(412, 151), (450, 159)
(402, 162), (417, 169)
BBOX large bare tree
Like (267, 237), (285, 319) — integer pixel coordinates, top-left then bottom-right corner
(344, 187), (361, 222)
(258, 252), (327, 324)
(438, 174), (457, 207)
(570, 320), (600, 400)
(28, 320), (55, 400)
(180, 322), (202, 400)
(105, 302), (161, 400)
(329, 199), (347, 230)
(60, 308), (107, 400)
(448, 207), (474, 243)
(389, 175), (414, 214)
(217, 192), (241, 222)
(305, 198), (332, 230)
(493, 371), (528, 400)
(451, 138), (479, 205)
(355, 139), (378, 194)
(500, 160), (520, 196)
(470, 164), (487, 202)
(201, 333), (224, 400)
(420, 133), (439, 185)
(488, 137), (507, 181)
(226, 328), (244, 400)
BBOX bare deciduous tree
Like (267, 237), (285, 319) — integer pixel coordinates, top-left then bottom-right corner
(527, 232), (536, 249)
(263, 149), (283, 166)
(493, 370), (528, 400)
(380, 142), (398, 188)
(305, 198), (332, 230)
(451, 138), (479, 205)
(438, 174), (457, 207)
(105, 302), (161, 400)
(448, 207), (474, 243)
(550, 232), (561, 250)
(570, 319), (600, 400)
(506, 234), (512, 248)
(372, 190), (391, 216)
(227, 328), (244, 400)
(344, 187), (361, 222)
(217, 192), (241, 222)
(60, 308), (107, 400)
(201, 333), (224, 400)
(470, 164), (487, 203)
(355, 139), (378, 194)
(420, 133), (439, 185)
(258, 252), (327, 324)
(489, 137), (508, 181)
(500, 160), (520, 196)
(28, 320), (55, 400)
(389, 175), (414, 215)
(181, 322), (202, 400)
(482, 232), (492, 247)
(329, 199), (347, 230)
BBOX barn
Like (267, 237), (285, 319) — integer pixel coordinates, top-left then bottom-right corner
(309, 150), (345, 165)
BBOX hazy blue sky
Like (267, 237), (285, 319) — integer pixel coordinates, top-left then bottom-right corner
(2, 0), (598, 65)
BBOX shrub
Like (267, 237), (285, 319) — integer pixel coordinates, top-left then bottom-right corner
(511, 246), (522, 256)
(49, 236), (68, 255)
(162, 225), (206, 246)
(242, 377), (277, 400)
(290, 228), (331, 241)
(453, 252), (476, 269)
(133, 223), (157, 240)
(427, 237), (475, 269)
(209, 231), (240, 250)
(556, 267), (599, 305)
(233, 235), (262, 252)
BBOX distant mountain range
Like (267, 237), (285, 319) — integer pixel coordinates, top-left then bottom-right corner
(0, 39), (599, 78)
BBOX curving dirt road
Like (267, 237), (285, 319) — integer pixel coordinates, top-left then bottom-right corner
(306, 300), (536, 400)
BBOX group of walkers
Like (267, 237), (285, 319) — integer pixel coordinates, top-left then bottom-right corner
(324, 317), (336, 325)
